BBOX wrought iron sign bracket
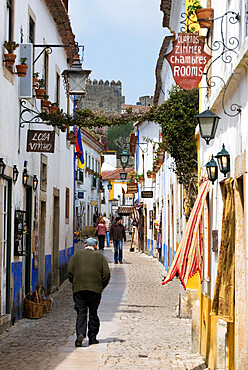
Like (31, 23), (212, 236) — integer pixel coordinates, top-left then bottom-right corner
(179, 10), (241, 117)
(33, 42), (82, 65)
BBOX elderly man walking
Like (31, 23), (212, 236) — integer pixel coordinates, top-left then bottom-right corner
(68, 237), (111, 347)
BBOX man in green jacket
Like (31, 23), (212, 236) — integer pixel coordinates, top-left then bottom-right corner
(68, 237), (111, 347)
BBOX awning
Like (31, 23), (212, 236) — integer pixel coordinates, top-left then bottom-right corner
(162, 179), (210, 289)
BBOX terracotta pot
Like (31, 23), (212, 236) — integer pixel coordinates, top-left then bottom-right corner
(41, 99), (51, 108)
(147, 172), (154, 178)
(49, 106), (59, 114)
(35, 88), (46, 99)
(196, 8), (214, 29)
(33, 77), (38, 89)
(4, 53), (16, 69)
(16, 64), (28, 77)
(67, 132), (76, 144)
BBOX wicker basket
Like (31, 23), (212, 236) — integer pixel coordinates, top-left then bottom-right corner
(38, 285), (52, 313)
(24, 290), (44, 319)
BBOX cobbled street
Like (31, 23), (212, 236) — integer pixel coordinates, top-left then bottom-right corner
(0, 243), (207, 369)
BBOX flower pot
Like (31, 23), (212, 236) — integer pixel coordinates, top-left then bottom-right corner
(147, 172), (154, 178)
(67, 132), (77, 144)
(60, 125), (67, 133)
(35, 88), (46, 99)
(41, 99), (51, 108)
(16, 64), (28, 77)
(196, 8), (214, 29)
(49, 105), (59, 114)
(33, 77), (38, 89)
(4, 53), (16, 69)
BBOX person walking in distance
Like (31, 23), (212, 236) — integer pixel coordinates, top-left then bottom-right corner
(68, 237), (111, 347)
(96, 218), (106, 250)
(110, 217), (126, 264)
(102, 213), (111, 247)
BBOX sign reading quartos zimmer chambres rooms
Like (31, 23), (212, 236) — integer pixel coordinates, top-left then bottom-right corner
(165, 33), (212, 90)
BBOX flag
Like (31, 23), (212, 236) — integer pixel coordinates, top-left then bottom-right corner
(75, 127), (85, 170)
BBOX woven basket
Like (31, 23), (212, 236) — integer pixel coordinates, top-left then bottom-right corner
(38, 285), (52, 313)
(24, 290), (44, 319)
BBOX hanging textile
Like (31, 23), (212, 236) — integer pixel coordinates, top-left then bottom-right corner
(211, 178), (235, 322)
(162, 179), (210, 289)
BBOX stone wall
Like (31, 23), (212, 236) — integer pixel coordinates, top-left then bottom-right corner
(80, 79), (124, 113)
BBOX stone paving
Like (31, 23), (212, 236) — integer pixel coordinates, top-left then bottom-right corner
(0, 242), (208, 369)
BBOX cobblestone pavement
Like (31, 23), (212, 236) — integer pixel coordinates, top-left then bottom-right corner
(99, 246), (207, 370)
(0, 242), (208, 369)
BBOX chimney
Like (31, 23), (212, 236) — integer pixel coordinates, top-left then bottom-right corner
(62, 0), (68, 10)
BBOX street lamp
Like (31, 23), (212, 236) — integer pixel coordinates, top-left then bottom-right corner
(215, 144), (230, 177)
(22, 168), (29, 186)
(33, 175), (39, 190)
(0, 158), (6, 176)
(107, 182), (112, 190)
(120, 146), (130, 169)
(120, 172), (127, 180)
(206, 155), (218, 184)
(195, 109), (220, 145)
(13, 165), (19, 184)
(62, 57), (92, 97)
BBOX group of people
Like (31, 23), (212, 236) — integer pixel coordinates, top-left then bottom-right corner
(68, 213), (127, 348)
(95, 213), (126, 264)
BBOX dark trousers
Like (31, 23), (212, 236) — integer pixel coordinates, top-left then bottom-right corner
(98, 235), (105, 250)
(113, 239), (123, 263)
(73, 290), (101, 339)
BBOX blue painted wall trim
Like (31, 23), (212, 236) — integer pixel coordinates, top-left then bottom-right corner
(67, 246), (74, 262)
(11, 261), (23, 321)
(45, 254), (52, 291)
(31, 261), (39, 291)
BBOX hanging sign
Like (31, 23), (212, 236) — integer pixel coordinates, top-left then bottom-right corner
(27, 130), (55, 153)
(126, 182), (138, 194)
(165, 33), (211, 90)
(141, 191), (153, 198)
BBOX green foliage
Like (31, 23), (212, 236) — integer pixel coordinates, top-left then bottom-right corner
(20, 57), (27, 65)
(152, 86), (199, 211)
(187, 0), (202, 16)
(4, 41), (19, 53)
(107, 122), (133, 155)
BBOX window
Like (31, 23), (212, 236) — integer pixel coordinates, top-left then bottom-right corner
(6, 0), (13, 41)
(40, 154), (47, 192)
(92, 157), (94, 171)
(65, 188), (70, 219)
(29, 16), (35, 44)
(89, 156), (91, 168)
(56, 72), (60, 106)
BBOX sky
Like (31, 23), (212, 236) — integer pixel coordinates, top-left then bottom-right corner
(68, 0), (167, 105)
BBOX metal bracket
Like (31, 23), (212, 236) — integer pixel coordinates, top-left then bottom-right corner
(179, 10), (241, 117)
(33, 42), (82, 64)
(136, 142), (148, 153)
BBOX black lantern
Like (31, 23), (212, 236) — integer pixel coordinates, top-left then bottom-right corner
(62, 58), (92, 96)
(206, 155), (218, 184)
(0, 158), (6, 176)
(195, 109), (221, 145)
(120, 172), (127, 180)
(215, 144), (230, 177)
(33, 175), (39, 190)
(13, 165), (19, 184)
(107, 182), (112, 190)
(23, 168), (29, 186)
(120, 146), (130, 169)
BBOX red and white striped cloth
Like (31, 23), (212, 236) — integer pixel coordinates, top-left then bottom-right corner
(162, 179), (210, 289)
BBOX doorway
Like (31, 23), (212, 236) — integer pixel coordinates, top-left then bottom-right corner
(52, 195), (60, 289)
(38, 201), (46, 284)
(25, 187), (32, 295)
(1, 179), (11, 315)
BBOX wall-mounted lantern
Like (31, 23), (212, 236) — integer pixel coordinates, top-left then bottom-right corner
(62, 57), (91, 96)
(195, 109), (220, 145)
(206, 155), (218, 184)
(33, 175), (39, 190)
(13, 165), (19, 184)
(120, 146), (130, 169)
(0, 158), (6, 176)
(23, 168), (29, 186)
(107, 182), (112, 190)
(120, 172), (127, 180)
(215, 144), (230, 177)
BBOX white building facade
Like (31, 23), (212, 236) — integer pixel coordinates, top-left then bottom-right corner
(0, 0), (75, 330)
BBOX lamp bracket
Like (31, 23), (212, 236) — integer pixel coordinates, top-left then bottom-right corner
(132, 142), (148, 153)
(33, 42), (82, 65)
(179, 11), (241, 117)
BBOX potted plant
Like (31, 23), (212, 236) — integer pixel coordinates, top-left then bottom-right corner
(187, 0), (214, 29)
(49, 102), (59, 114)
(41, 94), (51, 108)
(33, 72), (39, 89)
(67, 130), (77, 144)
(138, 174), (144, 181)
(16, 57), (28, 77)
(3, 41), (19, 69)
(35, 79), (46, 99)
(147, 170), (155, 179)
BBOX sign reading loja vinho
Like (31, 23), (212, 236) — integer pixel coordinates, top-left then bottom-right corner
(165, 33), (211, 90)
(27, 130), (55, 153)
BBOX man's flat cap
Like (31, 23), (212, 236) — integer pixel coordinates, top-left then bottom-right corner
(84, 237), (98, 247)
